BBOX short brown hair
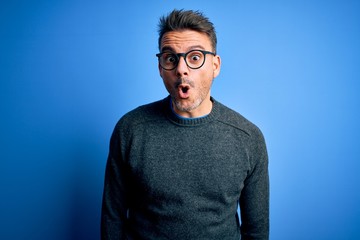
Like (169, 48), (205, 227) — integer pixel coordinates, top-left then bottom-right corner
(158, 9), (217, 52)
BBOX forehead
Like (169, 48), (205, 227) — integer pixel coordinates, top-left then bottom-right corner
(160, 30), (212, 52)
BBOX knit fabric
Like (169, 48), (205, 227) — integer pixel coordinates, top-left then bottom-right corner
(101, 96), (269, 240)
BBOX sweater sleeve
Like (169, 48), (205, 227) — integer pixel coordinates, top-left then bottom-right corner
(239, 128), (269, 240)
(101, 124), (129, 240)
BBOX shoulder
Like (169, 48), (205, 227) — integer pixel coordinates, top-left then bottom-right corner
(114, 98), (167, 132)
(214, 100), (268, 167)
(214, 99), (264, 141)
(122, 98), (166, 122)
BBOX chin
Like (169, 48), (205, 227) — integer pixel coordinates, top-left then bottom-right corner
(174, 99), (202, 113)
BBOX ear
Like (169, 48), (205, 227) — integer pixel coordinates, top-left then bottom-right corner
(212, 55), (221, 78)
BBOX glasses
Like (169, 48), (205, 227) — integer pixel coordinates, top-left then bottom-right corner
(156, 49), (216, 70)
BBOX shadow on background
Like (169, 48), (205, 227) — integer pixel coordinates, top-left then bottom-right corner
(68, 138), (104, 240)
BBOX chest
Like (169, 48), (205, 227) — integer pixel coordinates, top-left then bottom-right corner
(126, 124), (251, 203)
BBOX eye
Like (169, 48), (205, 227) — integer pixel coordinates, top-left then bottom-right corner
(187, 51), (203, 63)
(163, 53), (177, 63)
(191, 55), (201, 61)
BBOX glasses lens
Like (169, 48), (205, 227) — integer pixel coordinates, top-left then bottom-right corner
(157, 50), (209, 70)
(186, 50), (205, 69)
(160, 52), (177, 70)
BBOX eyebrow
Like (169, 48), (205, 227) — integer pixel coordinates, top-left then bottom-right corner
(160, 46), (175, 52)
(161, 45), (206, 53)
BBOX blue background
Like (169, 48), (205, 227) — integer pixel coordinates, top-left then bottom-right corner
(1, 0), (359, 239)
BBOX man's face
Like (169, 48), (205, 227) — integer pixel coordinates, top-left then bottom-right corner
(159, 30), (221, 118)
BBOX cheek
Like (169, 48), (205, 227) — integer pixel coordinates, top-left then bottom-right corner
(161, 74), (172, 86)
(158, 63), (164, 77)
(199, 68), (214, 86)
(162, 78), (174, 93)
(160, 69), (173, 81)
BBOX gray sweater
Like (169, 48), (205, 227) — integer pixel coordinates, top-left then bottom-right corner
(101, 96), (269, 240)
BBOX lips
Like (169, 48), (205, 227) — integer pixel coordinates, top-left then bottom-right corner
(177, 84), (190, 99)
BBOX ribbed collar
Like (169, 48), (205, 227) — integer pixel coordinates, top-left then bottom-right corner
(163, 96), (220, 126)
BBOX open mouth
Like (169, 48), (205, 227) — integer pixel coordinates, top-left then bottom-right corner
(177, 84), (190, 98)
(181, 86), (189, 93)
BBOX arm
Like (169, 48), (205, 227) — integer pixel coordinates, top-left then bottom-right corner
(240, 129), (269, 240)
(101, 126), (129, 240)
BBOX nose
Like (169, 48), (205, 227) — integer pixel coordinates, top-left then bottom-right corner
(175, 56), (189, 77)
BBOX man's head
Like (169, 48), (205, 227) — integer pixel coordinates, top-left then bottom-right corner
(156, 10), (221, 118)
(158, 9), (217, 52)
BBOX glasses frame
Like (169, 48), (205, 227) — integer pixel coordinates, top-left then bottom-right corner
(156, 49), (216, 70)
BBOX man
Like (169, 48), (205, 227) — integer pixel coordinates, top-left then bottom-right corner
(101, 9), (269, 240)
